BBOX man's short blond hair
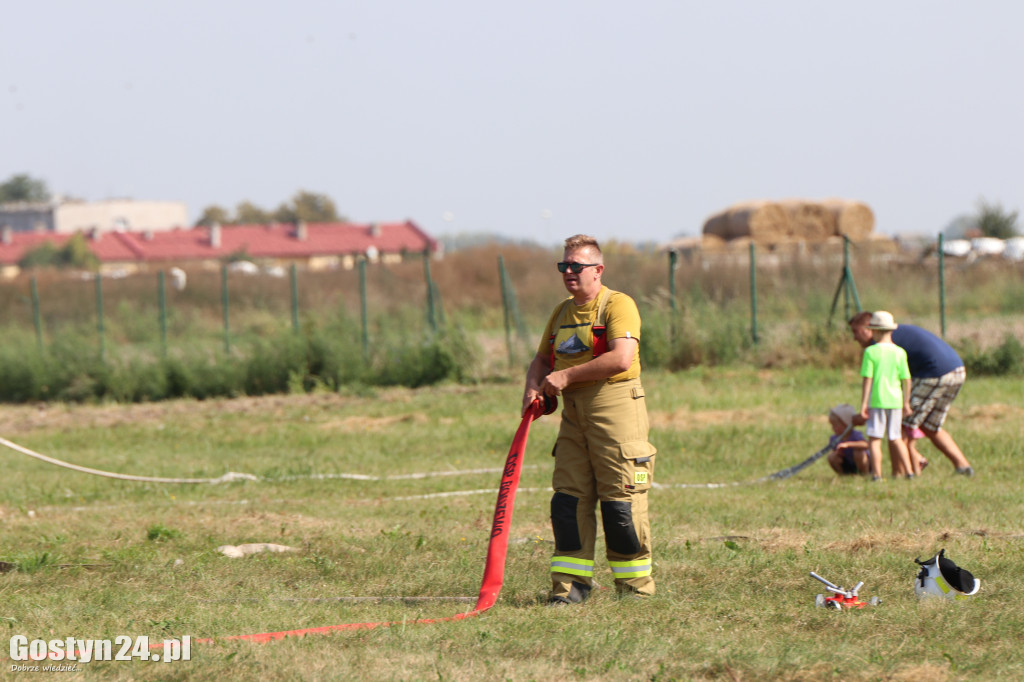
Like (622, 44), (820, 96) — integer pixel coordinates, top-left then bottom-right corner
(564, 234), (602, 255)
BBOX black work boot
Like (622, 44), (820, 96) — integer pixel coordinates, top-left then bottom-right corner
(547, 580), (592, 606)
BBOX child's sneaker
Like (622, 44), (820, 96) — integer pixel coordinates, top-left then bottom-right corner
(954, 466), (975, 477)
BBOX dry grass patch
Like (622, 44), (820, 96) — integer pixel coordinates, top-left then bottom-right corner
(823, 532), (924, 554)
(960, 402), (1024, 426)
(317, 412), (429, 432)
(650, 406), (774, 429)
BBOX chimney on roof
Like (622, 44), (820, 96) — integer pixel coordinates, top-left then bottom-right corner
(210, 222), (221, 248)
(1, 225), (11, 245)
(368, 222), (381, 237)
(295, 220), (308, 241)
(143, 229), (154, 241)
(88, 227), (101, 242)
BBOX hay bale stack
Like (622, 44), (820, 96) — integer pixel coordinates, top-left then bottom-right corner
(702, 201), (792, 242)
(702, 198), (875, 244)
(777, 200), (833, 240)
(701, 211), (735, 241)
(728, 201), (791, 242)
(700, 233), (729, 252)
(821, 199), (874, 240)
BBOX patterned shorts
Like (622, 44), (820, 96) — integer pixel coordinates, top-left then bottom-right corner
(903, 367), (965, 432)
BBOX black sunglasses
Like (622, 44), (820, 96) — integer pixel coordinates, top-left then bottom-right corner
(557, 261), (599, 274)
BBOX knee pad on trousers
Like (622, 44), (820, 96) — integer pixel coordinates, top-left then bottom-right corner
(551, 492), (581, 552)
(601, 500), (641, 555)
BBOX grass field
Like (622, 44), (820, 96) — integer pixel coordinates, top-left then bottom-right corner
(2, 367), (1023, 680)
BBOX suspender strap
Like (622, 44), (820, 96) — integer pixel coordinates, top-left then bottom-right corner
(591, 289), (611, 358)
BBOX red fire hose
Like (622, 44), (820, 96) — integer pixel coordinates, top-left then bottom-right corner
(2, 396), (556, 662)
(193, 395), (557, 645)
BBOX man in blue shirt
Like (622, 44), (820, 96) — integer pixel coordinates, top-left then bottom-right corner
(849, 312), (974, 476)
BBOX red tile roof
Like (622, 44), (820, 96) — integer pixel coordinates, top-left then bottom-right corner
(0, 221), (438, 266)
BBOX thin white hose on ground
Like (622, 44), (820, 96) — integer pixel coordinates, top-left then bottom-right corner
(0, 436), (255, 484)
(4, 427), (843, 491)
(0, 434), (536, 485)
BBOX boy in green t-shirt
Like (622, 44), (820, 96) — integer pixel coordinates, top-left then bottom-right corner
(858, 311), (913, 481)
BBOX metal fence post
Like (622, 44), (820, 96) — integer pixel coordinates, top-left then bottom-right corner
(158, 271), (168, 359)
(749, 242), (759, 344)
(221, 265), (231, 354)
(359, 257), (369, 359)
(668, 249), (678, 347)
(290, 264), (300, 333)
(30, 276), (43, 353)
(498, 255), (514, 368)
(938, 234), (947, 337)
(95, 275), (105, 361)
(843, 236), (862, 317)
(423, 249), (437, 333)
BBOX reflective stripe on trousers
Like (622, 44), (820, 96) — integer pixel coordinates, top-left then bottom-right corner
(551, 556), (595, 577)
(609, 558), (651, 579)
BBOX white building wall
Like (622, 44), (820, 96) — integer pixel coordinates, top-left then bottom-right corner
(53, 200), (189, 233)
(1, 199), (190, 234)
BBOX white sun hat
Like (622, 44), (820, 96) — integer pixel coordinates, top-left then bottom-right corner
(828, 404), (858, 427)
(867, 310), (898, 331)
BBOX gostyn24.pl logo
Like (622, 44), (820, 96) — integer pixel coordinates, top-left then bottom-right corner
(9, 635), (191, 665)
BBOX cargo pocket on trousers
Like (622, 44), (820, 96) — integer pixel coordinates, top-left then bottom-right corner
(621, 440), (657, 492)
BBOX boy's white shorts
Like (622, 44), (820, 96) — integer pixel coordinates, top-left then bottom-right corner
(866, 408), (903, 441)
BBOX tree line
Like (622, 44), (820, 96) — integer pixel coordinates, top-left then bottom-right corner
(0, 175), (344, 227)
(194, 191), (344, 226)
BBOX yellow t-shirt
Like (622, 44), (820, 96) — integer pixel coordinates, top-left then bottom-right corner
(536, 286), (642, 386)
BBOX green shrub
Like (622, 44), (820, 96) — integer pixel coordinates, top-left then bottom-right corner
(959, 335), (1024, 376)
(243, 334), (306, 395)
(635, 294), (673, 371)
(186, 355), (247, 399)
(163, 355), (198, 398)
(0, 347), (46, 401)
(372, 334), (465, 388)
(667, 300), (754, 369)
(102, 356), (169, 402)
(18, 234), (99, 270)
(0, 319), (477, 403)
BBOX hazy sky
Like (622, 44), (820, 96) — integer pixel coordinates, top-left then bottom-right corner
(4, 1), (1023, 245)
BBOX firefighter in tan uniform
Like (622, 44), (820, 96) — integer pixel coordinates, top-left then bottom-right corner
(522, 234), (657, 604)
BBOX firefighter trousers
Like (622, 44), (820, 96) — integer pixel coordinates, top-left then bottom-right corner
(549, 378), (657, 601)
